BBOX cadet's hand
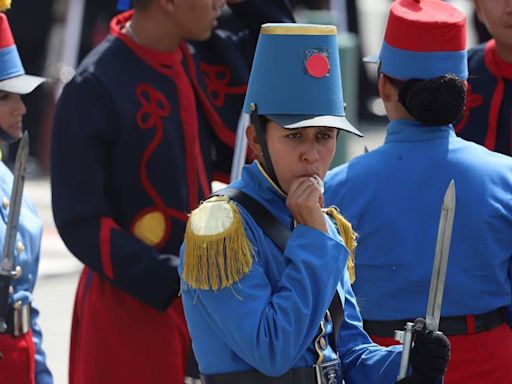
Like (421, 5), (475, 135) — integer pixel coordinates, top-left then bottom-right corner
(286, 176), (327, 233)
(397, 319), (451, 384)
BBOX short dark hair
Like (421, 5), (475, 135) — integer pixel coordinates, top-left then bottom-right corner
(396, 75), (466, 126)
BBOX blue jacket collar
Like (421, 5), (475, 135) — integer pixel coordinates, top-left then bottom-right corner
(236, 161), (291, 227)
(385, 119), (455, 144)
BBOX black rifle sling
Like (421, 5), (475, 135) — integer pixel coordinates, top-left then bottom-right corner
(219, 188), (290, 250)
(215, 188), (344, 351)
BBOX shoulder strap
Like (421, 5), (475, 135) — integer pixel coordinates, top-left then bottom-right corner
(213, 188), (344, 352)
(328, 289), (344, 352)
(217, 188), (290, 251)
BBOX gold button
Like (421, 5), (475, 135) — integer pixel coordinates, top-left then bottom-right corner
(17, 242), (25, 254)
(2, 197), (9, 209)
(319, 337), (327, 350)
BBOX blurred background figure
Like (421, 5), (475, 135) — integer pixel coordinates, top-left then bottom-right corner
(3, 0), (53, 175)
(2, 0), (484, 173)
(0, 4), (52, 384)
(455, 0), (512, 157)
(325, 1), (512, 383)
(50, 0), (294, 383)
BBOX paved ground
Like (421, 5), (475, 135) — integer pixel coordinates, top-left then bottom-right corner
(24, 177), (81, 383)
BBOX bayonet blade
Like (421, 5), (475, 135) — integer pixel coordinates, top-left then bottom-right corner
(425, 180), (456, 332)
(0, 132), (29, 332)
(0, 132), (29, 272)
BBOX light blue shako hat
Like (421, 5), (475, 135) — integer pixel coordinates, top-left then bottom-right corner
(244, 23), (361, 135)
(243, 23), (362, 188)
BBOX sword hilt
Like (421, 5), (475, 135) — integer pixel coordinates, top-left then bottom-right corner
(395, 318), (430, 380)
(395, 322), (415, 379)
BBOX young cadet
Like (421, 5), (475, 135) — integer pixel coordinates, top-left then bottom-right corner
(0, 6), (52, 384)
(179, 22), (451, 384)
(455, 0), (512, 156)
(50, 0), (293, 383)
(324, 1), (512, 383)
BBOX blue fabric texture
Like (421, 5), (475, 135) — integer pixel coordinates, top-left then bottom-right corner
(243, 28), (345, 116)
(379, 41), (468, 80)
(325, 120), (512, 321)
(0, 45), (25, 80)
(0, 161), (53, 383)
(180, 161), (401, 382)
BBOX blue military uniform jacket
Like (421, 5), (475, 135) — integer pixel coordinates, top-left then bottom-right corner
(179, 161), (401, 383)
(0, 160), (52, 383)
(325, 120), (512, 322)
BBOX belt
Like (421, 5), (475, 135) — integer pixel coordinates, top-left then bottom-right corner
(3, 302), (31, 337)
(363, 307), (506, 337)
(201, 359), (342, 384)
(202, 367), (315, 384)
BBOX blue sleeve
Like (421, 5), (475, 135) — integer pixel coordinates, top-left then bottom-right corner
(184, 223), (347, 376)
(20, 199), (53, 384)
(338, 271), (402, 384)
(508, 252), (512, 327)
(18, 198), (53, 383)
(31, 303), (53, 384)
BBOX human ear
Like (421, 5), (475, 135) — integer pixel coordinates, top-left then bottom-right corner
(378, 74), (394, 103)
(245, 124), (262, 156)
(473, 0), (484, 23)
(158, 0), (176, 12)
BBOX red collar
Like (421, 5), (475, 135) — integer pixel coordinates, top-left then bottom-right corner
(485, 39), (512, 80)
(110, 10), (183, 71)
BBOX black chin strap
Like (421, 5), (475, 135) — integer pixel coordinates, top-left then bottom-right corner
(249, 104), (283, 191)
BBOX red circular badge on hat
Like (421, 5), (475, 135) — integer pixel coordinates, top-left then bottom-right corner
(306, 53), (330, 78)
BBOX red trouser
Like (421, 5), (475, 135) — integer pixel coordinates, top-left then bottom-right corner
(371, 323), (512, 384)
(69, 268), (191, 384)
(0, 330), (35, 384)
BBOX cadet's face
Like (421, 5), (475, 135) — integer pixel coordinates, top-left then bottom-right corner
(0, 92), (26, 142)
(474, 0), (512, 49)
(172, 0), (226, 41)
(265, 121), (337, 193)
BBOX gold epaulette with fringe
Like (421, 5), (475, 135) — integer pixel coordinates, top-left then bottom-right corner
(324, 206), (357, 284)
(182, 195), (253, 290)
(0, 0), (11, 12)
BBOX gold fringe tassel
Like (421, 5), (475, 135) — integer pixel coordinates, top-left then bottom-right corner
(325, 207), (357, 284)
(0, 0), (11, 12)
(183, 201), (253, 290)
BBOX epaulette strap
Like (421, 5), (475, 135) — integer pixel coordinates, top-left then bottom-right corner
(183, 196), (253, 290)
(324, 206), (357, 284)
